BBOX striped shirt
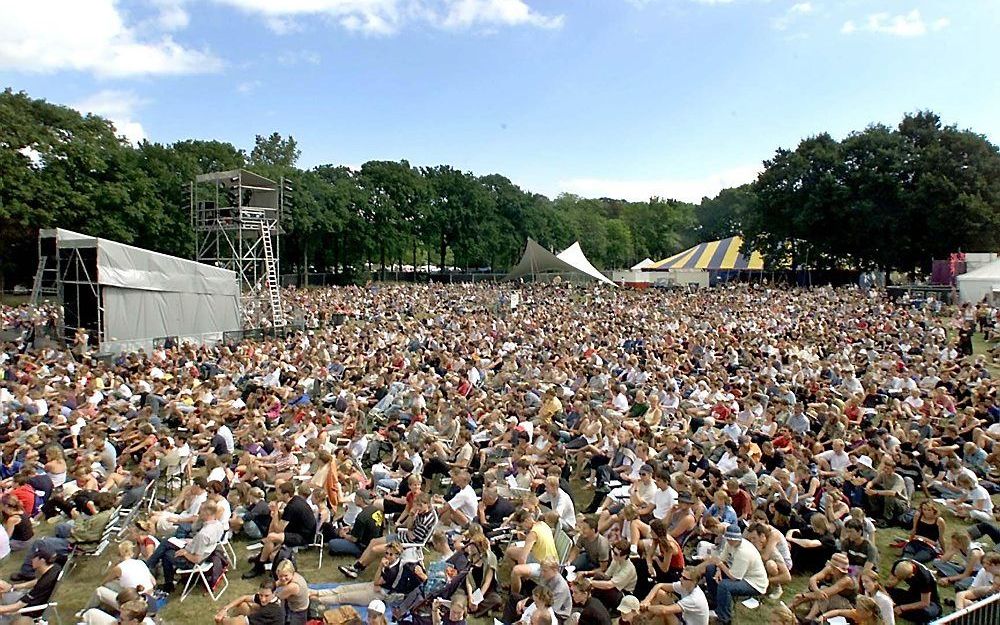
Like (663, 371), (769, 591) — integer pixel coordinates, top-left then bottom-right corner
(398, 511), (437, 544)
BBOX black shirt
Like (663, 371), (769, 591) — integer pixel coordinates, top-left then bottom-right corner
(350, 505), (385, 549)
(578, 596), (613, 625)
(893, 559), (940, 605)
(248, 599), (286, 625)
(245, 501), (272, 533)
(24, 564), (61, 606)
(281, 495), (316, 539)
(484, 497), (515, 529)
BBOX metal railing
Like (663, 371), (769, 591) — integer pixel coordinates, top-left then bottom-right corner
(931, 591), (1000, 625)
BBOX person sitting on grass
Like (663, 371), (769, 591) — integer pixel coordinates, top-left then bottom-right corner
(886, 559), (942, 625)
(638, 566), (709, 625)
(820, 595), (885, 625)
(954, 552), (1000, 609)
(932, 531), (985, 591)
(214, 579), (285, 625)
(700, 524), (768, 625)
(245, 482), (316, 579)
(789, 552), (857, 622)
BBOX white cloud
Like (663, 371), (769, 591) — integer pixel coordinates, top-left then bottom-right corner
(151, 0), (191, 30)
(73, 90), (148, 144)
(214, 0), (563, 36)
(0, 1), (221, 77)
(277, 50), (322, 65)
(237, 80), (263, 94)
(558, 165), (761, 203)
(772, 2), (813, 31)
(841, 9), (950, 38)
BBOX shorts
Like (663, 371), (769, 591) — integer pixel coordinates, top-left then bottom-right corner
(521, 562), (542, 578)
(385, 532), (399, 544)
(284, 532), (308, 549)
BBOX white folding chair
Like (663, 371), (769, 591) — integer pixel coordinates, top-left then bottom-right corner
(177, 559), (229, 602)
(18, 601), (61, 624)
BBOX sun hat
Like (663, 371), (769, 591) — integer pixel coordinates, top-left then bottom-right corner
(617, 596), (641, 614)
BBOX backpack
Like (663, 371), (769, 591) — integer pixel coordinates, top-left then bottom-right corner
(270, 544), (297, 581)
(207, 549), (230, 590)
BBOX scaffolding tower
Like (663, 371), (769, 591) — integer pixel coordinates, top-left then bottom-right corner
(191, 169), (287, 328)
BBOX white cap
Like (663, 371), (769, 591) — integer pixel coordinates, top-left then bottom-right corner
(367, 599), (386, 615)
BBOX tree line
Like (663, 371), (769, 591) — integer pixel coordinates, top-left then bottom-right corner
(2, 88), (999, 287)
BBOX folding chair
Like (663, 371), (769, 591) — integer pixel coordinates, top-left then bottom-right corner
(400, 511), (438, 564)
(177, 558), (229, 602)
(17, 601), (61, 625)
(219, 529), (239, 572)
(554, 527), (573, 566)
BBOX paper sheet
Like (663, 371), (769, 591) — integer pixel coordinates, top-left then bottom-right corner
(741, 598), (760, 609)
(471, 588), (484, 605)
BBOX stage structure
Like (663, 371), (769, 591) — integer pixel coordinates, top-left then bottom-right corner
(191, 169), (288, 328)
(32, 228), (241, 353)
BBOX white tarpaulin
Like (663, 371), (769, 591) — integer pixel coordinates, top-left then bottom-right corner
(958, 258), (1000, 303)
(504, 238), (616, 286)
(48, 228), (241, 352)
(630, 258), (655, 271)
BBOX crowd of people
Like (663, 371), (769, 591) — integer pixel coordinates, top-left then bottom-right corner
(1, 282), (1000, 625)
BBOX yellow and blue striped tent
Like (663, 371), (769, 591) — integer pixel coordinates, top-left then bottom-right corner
(649, 236), (765, 271)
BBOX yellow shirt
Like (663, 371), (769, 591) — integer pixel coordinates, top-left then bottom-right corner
(530, 522), (558, 563)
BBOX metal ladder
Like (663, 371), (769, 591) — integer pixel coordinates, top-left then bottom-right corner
(259, 223), (285, 327)
(30, 256), (59, 305)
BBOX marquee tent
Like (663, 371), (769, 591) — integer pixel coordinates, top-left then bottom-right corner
(39, 228), (242, 353)
(630, 258), (655, 271)
(957, 258), (1000, 304)
(649, 236), (765, 271)
(505, 238), (616, 286)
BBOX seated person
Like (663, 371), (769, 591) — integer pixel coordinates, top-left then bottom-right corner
(886, 559), (942, 624)
(789, 553), (857, 622)
(638, 567), (710, 625)
(932, 531), (984, 590)
(11, 491), (116, 582)
(214, 579), (285, 625)
(246, 482), (317, 578)
(955, 552), (1000, 609)
(145, 502), (224, 593)
(0, 546), (62, 624)
(142, 477), (208, 536)
(339, 493), (434, 579)
(311, 542), (425, 607)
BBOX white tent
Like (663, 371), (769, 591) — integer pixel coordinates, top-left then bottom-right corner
(630, 258), (655, 271)
(958, 258), (1000, 303)
(41, 228), (242, 353)
(505, 239), (616, 286)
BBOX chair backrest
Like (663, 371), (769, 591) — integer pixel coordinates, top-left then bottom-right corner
(554, 528), (572, 565)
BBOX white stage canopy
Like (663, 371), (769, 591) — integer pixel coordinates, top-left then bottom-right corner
(504, 238), (616, 286)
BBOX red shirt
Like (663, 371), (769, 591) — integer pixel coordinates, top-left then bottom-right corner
(731, 489), (752, 519)
(9, 484), (35, 517)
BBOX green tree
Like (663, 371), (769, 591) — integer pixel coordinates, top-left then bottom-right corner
(250, 132), (300, 168)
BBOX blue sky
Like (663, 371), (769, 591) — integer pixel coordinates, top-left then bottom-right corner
(2, 0), (998, 202)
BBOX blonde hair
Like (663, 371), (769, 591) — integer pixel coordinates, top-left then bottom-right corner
(275, 559), (296, 576)
(118, 540), (137, 559)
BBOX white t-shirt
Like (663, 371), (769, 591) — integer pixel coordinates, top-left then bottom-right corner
(672, 582), (710, 625)
(118, 558), (157, 592)
(448, 485), (479, 522)
(0, 524), (10, 560)
(969, 485), (994, 515)
(817, 449), (851, 472)
(653, 486), (677, 520)
(217, 425), (235, 453)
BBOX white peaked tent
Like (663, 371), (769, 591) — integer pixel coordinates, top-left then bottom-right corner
(505, 238), (616, 286)
(630, 258), (655, 271)
(958, 258), (1000, 303)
